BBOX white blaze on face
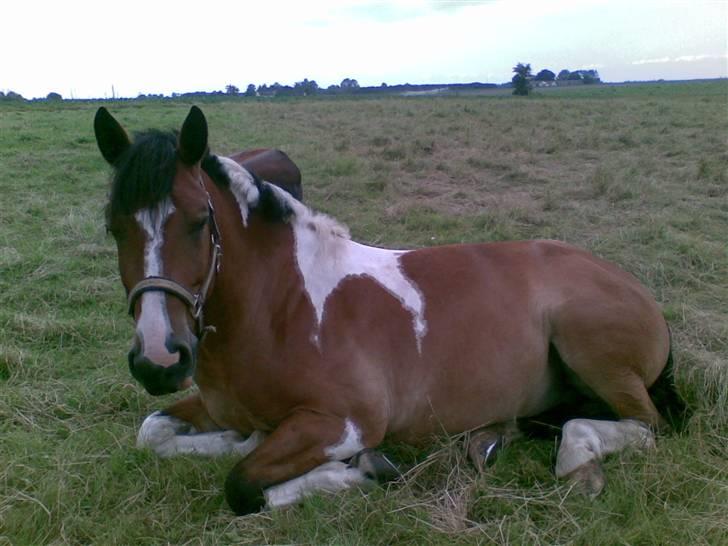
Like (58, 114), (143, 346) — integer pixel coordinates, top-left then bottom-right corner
(134, 199), (179, 366)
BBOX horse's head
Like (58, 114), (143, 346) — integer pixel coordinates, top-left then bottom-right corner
(95, 106), (220, 395)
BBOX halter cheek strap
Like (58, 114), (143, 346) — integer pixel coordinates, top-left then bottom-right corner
(126, 196), (222, 338)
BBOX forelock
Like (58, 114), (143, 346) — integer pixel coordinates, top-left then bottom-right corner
(107, 130), (178, 217)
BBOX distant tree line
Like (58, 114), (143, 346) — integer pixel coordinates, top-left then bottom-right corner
(226, 78), (496, 98)
(511, 62), (601, 95)
(1, 66), (602, 103)
(0, 90), (64, 102)
(0, 90), (27, 101)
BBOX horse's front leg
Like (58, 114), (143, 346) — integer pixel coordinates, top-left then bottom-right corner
(224, 411), (389, 515)
(137, 393), (264, 458)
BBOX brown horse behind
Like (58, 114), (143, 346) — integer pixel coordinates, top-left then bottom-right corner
(95, 106), (682, 515)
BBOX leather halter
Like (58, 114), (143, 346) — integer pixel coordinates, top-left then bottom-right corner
(126, 194), (222, 338)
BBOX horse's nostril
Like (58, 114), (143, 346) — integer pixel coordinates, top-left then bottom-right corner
(166, 336), (192, 363)
(127, 335), (196, 395)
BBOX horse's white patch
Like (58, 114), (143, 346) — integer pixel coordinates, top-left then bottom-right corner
(555, 418), (655, 478)
(137, 411), (265, 458)
(294, 228), (427, 351)
(134, 199), (178, 365)
(264, 461), (374, 508)
(217, 156), (259, 226)
(218, 156), (428, 351)
(324, 419), (364, 461)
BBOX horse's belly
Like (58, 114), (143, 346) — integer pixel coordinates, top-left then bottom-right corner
(385, 344), (562, 442)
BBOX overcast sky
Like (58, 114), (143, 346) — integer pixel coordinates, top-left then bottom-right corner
(2, 0), (726, 99)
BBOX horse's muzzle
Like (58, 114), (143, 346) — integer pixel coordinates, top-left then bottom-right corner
(128, 335), (196, 395)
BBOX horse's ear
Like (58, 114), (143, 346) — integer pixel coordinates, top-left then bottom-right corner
(179, 106), (208, 165)
(94, 107), (131, 165)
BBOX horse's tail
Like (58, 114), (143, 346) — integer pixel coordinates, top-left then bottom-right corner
(649, 327), (690, 432)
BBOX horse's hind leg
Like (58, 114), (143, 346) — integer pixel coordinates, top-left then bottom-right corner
(550, 318), (667, 495)
(137, 393), (263, 458)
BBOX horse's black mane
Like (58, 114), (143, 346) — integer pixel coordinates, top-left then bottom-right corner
(106, 130), (292, 223)
(107, 130), (180, 218)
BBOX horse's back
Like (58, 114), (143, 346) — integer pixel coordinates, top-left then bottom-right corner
(231, 149), (303, 200)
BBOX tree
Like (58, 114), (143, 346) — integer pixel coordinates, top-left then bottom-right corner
(557, 69), (571, 81)
(46, 92), (63, 101)
(340, 78), (360, 90)
(294, 78), (319, 96)
(511, 63), (532, 96)
(2, 90), (24, 101)
(244, 84), (256, 97)
(579, 69), (600, 84)
(225, 84), (239, 95)
(535, 69), (555, 82)
(568, 71), (583, 81)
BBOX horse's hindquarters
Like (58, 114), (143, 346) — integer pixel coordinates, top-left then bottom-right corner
(383, 240), (670, 437)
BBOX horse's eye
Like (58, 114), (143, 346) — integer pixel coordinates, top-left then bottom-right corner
(190, 216), (209, 234)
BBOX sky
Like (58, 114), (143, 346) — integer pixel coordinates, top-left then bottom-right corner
(2, 0), (726, 99)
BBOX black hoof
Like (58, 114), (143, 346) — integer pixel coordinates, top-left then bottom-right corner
(467, 431), (503, 472)
(349, 448), (401, 483)
(224, 468), (265, 516)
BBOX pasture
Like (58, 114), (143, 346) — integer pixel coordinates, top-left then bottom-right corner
(1, 81), (727, 544)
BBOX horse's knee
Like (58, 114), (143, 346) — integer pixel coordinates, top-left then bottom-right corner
(224, 460), (267, 516)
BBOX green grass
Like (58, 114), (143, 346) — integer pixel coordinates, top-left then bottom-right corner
(1, 81), (727, 545)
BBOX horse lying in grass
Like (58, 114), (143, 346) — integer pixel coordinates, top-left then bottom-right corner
(94, 106), (684, 515)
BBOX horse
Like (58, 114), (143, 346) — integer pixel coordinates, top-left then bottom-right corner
(94, 105), (683, 516)
(229, 148), (302, 202)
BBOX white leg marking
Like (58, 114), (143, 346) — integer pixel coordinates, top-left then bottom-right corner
(324, 419), (365, 461)
(136, 411), (265, 458)
(134, 200), (178, 365)
(555, 418), (656, 478)
(264, 461), (373, 509)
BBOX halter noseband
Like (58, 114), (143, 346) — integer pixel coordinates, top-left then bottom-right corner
(126, 195), (222, 338)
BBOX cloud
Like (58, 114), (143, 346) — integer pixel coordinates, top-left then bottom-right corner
(633, 53), (728, 66)
(632, 57), (671, 65)
(675, 53), (728, 62)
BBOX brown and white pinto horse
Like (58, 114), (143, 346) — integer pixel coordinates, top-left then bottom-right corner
(95, 106), (681, 515)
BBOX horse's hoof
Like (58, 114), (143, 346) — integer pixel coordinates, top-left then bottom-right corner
(467, 430), (503, 472)
(349, 448), (401, 483)
(564, 460), (606, 498)
(224, 466), (265, 516)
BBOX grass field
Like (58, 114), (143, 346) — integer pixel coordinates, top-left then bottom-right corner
(1, 81), (727, 545)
